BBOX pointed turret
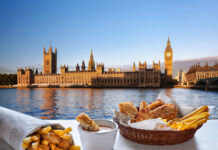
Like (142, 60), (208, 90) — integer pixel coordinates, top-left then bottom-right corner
(35, 68), (38, 74)
(49, 45), (52, 52)
(133, 62), (136, 72)
(81, 60), (85, 71)
(88, 48), (95, 71)
(90, 48), (93, 58)
(76, 63), (80, 72)
(167, 36), (171, 47)
(205, 61), (208, 67)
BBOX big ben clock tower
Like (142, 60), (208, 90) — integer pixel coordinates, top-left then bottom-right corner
(164, 36), (173, 77)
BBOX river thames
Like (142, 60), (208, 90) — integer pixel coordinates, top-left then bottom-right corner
(0, 88), (217, 119)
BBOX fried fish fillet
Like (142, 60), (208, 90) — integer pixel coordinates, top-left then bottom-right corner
(76, 113), (100, 131)
(119, 102), (138, 118)
(139, 101), (148, 112)
(148, 99), (165, 110)
(150, 104), (177, 120)
(134, 101), (153, 122)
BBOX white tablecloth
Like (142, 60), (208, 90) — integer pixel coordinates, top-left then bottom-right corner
(1, 120), (218, 150)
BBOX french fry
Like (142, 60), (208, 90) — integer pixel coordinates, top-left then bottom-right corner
(183, 112), (209, 123)
(22, 143), (30, 149)
(176, 122), (183, 131)
(41, 126), (52, 134)
(187, 117), (202, 127)
(60, 133), (71, 140)
(23, 126), (77, 150)
(69, 145), (81, 150)
(180, 106), (208, 121)
(64, 127), (72, 133)
(170, 121), (178, 129)
(58, 137), (72, 148)
(23, 137), (32, 144)
(37, 128), (43, 134)
(167, 120), (174, 126)
(38, 144), (50, 150)
(31, 134), (40, 141)
(49, 143), (56, 150)
(164, 105), (209, 131)
(162, 119), (167, 123)
(196, 118), (207, 126)
(52, 129), (65, 136)
(31, 141), (39, 150)
(41, 139), (49, 145)
(54, 146), (64, 150)
(42, 132), (61, 144)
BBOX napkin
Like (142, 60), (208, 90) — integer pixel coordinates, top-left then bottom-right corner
(0, 107), (64, 150)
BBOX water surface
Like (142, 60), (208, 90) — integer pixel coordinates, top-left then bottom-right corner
(0, 88), (217, 119)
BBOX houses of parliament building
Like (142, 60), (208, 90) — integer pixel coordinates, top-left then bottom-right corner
(17, 38), (173, 88)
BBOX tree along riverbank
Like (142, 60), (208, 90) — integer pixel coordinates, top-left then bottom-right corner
(0, 74), (17, 85)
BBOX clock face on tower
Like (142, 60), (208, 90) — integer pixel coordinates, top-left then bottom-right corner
(166, 52), (171, 57)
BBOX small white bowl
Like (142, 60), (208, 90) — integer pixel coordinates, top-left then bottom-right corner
(78, 120), (118, 150)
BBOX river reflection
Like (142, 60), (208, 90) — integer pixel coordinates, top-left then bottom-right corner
(39, 88), (57, 119)
(0, 88), (217, 119)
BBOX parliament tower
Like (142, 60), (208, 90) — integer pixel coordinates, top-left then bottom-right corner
(164, 37), (173, 77)
(43, 46), (57, 74)
(88, 49), (95, 71)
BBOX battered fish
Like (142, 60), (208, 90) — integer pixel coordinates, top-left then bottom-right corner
(139, 101), (148, 112)
(148, 99), (165, 110)
(119, 102), (138, 118)
(76, 113), (100, 131)
(150, 104), (177, 120)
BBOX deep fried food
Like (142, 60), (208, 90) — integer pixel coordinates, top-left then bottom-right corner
(148, 99), (165, 110)
(42, 132), (61, 144)
(76, 113), (100, 131)
(179, 105), (208, 121)
(150, 104), (177, 120)
(58, 137), (72, 148)
(41, 139), (49, 146)
(38, 144), (50, 150)
(134, 109), (153, 123)
(31, 134), (40, 141)
(69, 145), (81, 150)
(139, 101), (148, 112)
(119, 102), (138, 118)
(133, 101), (152, 122)
(164, 106), (209, 131)
(118, 100), (178, 123)
(23, 137), (32, 144)
(23, 126), (78, 150)
(31, 141), (39, 150)
(51, 129), (65, 136)
(64, 127), (72, 134)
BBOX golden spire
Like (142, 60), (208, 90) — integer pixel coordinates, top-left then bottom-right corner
(90, 48), (93, 57)
(88, 48), (95, 71)
(167, 36), (171, 47)
(133, 62), (136, 72)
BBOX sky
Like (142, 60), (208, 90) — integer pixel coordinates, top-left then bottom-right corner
(0, 0), (218, 73)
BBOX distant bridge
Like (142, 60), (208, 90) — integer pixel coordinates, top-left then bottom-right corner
(194, 77), (218, 90)
(196, 77), (218, 86)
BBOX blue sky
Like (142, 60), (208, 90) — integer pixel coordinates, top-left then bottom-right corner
(0, 0), (218, 72)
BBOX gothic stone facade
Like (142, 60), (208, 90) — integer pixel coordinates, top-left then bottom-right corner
(17, 38), (173, 88)
(186, 62), (218, 84)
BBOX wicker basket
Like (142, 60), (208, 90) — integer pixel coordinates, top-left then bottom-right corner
(113, 117), (202, 145)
